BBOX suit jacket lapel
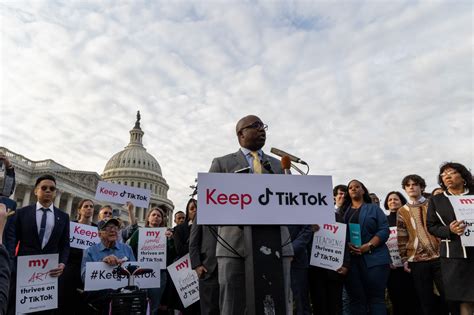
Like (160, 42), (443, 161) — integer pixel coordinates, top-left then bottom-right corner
(28, 205), (42, 249)
(234, 150), (250, 170)
(44, 207), (61, 250)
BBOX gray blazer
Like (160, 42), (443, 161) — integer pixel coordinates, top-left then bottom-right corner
(208, 149), (294, 258)
(189, 223), (218, 279)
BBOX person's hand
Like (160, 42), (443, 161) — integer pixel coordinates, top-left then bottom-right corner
(390, 264), (397, 270)
(311, 224), (320, 232)
(0, 203), (6, 244)
(125, 201), (134, 214)
(336, 266), (348, 276)
(103, 255), (123, 266)
(165, 229), (173, 238)
(49, 263), (65, 277)
(359, 243), (371, 254)
(403, 261), (411, 273)
(348, 243), (361, 255)
(195, 265), (208, 278)
(449, 220), (466, 236)
(0, 153), (12, 169)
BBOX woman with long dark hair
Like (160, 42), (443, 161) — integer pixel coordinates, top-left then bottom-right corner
(427, 162), (474, 315)
(59, 199), (96, 314)
(174, 198), (197, 257)
(343, 180), (391, 315)
(129, 207), (171, 315)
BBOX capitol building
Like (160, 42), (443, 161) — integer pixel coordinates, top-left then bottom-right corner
(1, 112), (174, 226)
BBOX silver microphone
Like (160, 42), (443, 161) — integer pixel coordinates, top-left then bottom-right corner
(270, 147), (307, 165)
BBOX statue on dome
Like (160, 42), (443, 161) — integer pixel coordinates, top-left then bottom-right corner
(135, 110), (141, 129)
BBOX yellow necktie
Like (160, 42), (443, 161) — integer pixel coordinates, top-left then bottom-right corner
(250, 151), (262, 174)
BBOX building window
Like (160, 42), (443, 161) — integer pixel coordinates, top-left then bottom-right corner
(144, 183), (147, 189)
(131, 182), (134, 187)
(137, 182), (141, 188)
(124, 181), (127, 186)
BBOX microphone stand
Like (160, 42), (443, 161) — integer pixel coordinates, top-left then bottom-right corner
(290, 163), (305, 175)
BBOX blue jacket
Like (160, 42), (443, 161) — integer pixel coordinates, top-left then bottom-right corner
(288, 225), (313, 269)
(344, 203), (391, 268)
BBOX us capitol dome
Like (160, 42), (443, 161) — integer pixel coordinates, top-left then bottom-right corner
(101, 111), (174, 224)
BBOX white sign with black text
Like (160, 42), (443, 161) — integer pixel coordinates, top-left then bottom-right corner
(167, 254), (200, 308)
(387, 227), (403, 267)
(137, 227), (167, 269)
(84, 262), (161, 291)
(69, 222), (100, 250)
(448, 196), (474, 247)
(16, 254), (59, 314)
(197, 173), (334, 224)
(310, 223), (346, 271)
(95, 181), (151, 208)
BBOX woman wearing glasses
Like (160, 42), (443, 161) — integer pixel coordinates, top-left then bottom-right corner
(427, 162), (474, 315)
(343, 179), (391, 315)
(60, 199), (97, 314)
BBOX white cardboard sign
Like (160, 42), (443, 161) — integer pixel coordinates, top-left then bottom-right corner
(448, 196), (474, 247)
(167, 254), (200, 308)
(84, 262), (161, 291)
(310, 223), (346, 271)
(69, 222), (100, 250)
(16, 254), (59, 313)
(137, 227), (167, 269)
(95, 181), (151, 208)
(197, 173), (334, 224)
(387, 227), (403, 267)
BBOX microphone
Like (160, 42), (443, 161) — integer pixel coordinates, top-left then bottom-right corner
(270, 147), (307, 165)
(262, 160), (274, 174)
(281, 156), (291, 174)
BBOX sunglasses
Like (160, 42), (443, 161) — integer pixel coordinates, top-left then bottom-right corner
(40, 186), (56, 192)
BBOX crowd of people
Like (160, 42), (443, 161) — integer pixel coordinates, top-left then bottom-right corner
(0, 115), (473, 315)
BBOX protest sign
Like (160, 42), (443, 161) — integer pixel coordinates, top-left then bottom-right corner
(95, 181), (151, 208)
(69, 222), (100, 250)
(387, 227), (403, 267)
(84, 262), (160, 291)
(197, 173), (334, 224)
(16, 254), (58, 313)
(448, 196), (474, 247)
(167, 254), (199, 308)
(310, 223), (346, 271)
(137, 227), (167, 269)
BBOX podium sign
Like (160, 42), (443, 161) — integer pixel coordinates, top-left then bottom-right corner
(197, 173), (334, 225)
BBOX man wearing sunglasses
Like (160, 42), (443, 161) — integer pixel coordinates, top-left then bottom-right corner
(5, 174), (70, 314)
(201, 115), (294, 315)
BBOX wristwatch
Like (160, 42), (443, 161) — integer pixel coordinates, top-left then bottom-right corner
(368, 242), (375, 254)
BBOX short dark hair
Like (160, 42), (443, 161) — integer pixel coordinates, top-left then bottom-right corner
(401, 174), (426, 192)
(438, 162), (473, 190)
(333, 185), (347, 197)
(383, 191), (408, 210)
(35, 174), (56, 187)
(174, 211), (185, 218)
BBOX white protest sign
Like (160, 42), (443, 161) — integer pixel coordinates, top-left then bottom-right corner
(95, 181), (151, 208)
(138, 227), (167, 269)
(387, 227), (403, 267)
(84, 262), (161, 291)
(310, 223), (346, 271)
(197, 173), (334, 224)
(69, 222), (100, 250)
(16, 254), (58, 313)
(167, 254), (199, 308)
(448, 196), (474, 247)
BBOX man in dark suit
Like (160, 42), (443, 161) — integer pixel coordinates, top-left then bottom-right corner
(208, 115), (293, 314)
(189, 220), (219, 315)
(6, 174), (70, 314)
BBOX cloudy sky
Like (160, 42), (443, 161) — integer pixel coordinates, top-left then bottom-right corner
(1, 0), (472, 214)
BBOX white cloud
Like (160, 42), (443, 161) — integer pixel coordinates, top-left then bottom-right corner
(1, 0), (472, 214)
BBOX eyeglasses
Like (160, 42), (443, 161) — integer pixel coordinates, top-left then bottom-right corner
(239, 121), (268, 133)
(101, 211), (112, 215)
(441, 170), (458, 178)
(40, 186), (56, 192)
